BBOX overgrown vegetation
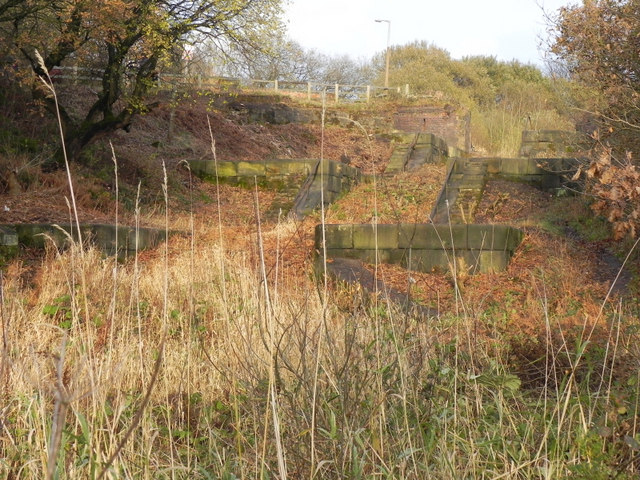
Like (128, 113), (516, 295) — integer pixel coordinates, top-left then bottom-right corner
(548, 0), (640, 241)
(1, 1), (639, 478)
(1, 188), (638, 478)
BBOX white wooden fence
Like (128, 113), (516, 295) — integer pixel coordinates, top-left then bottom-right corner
(51, 66), (410, 103)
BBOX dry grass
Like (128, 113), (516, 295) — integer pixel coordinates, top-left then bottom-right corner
(1, 181), (639, 478)
(1, 79), (639, 479)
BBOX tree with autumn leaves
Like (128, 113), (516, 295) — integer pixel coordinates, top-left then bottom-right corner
(0, 0), (284, 164)
(550, 0), (640, 239)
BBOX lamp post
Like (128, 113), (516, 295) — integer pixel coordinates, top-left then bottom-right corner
(375, 19), (390, 88)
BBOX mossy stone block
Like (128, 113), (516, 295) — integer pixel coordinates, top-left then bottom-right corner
(500, 158), (528, 175)
(324, 248), (391, 264)
(212, 161), (238, 177)
(266, 160), (313, 176)
(237, 161), (266, 176)
(405, 249), (452, 273)
(539, 174), (561, 190)
(478, 250), (510, 273)
(467, 225), (503, 250)
(15, 224), (70, 248)
(87, 224), (117, 252)
(455, 251), (481, 276)
(353, 224), (398, 250)
(355, 248), (393, 264)
(525, 159), (545, 175)
(400, 224), (467, 250)
(316, 224), (353, 249)
(485, 158), (501, 174)
(0, 225), (18, 266)
(0, 226), (18, 247)
(315, 160), (341, 176)
(326, 176), (342, 193)
(505, 227), (524, 251)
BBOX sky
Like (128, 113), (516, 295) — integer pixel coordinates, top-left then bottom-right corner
(284, 0), (575, 66)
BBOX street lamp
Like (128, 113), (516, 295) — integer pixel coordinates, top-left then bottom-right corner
(375, 19), (390, 88)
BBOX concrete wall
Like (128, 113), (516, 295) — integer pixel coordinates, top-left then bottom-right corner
(316, 223), (523, 274)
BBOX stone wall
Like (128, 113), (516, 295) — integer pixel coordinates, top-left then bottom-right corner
(385, 133), (450, 174)
(316, 223), (523, 274)
(189, 158), (361, 218)
(189, 158), (319, 189)
(519, 130), (590, 158)
(291, 160), (362, 218)
(0, 223), (170, 263)
(460, 157), (578, 190)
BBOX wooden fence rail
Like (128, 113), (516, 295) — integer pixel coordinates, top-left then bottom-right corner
(51, 66), (410, 104)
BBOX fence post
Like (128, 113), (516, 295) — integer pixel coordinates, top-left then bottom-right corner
(334, 84), (339, 103)
(405, 84), (409, 96)
(274, 79), (278, 92)
(366, 85), (371, 103)
(73, 65), (78, 85)
(197, 74), (202, 89)
(307, 82), (311, 101)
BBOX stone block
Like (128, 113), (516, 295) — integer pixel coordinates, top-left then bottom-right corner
(521, 130), (540, 143)
(124, 227), (167, 253)
(478, 250), (510, 273)
(418, 133), (436, 145)
(325, 248), (392, 264)
(448, 146), (462, 158)
(467, 224), (504, 250)
(15, 224), (70, 248)
(406, 249), (452, 273)
(505, 227), (524, 251)
(500, 158), (528, 175)
(88, 224), (117, 252)
(455, 250), (481, 275)
(388, 248), (408, 265)
(452, 159), (466, 174)
(353, 224), (398, 250)
(526, 159), (545, 175)
(213, 161), (238, 177)
(316, 224), (353, 249)
(485, 158), (501, 174)
(539, 174), (561, 190)
(398, 224), (466, 250)
(315, 160), (343, 176)
(237, 161), (266, 176)
(0, 226), (18, 247)
(0, 225), (18, 265)
(265, 160), (315, 176)
(326, 175), (342, 193)
(466, 225), (523, 252)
